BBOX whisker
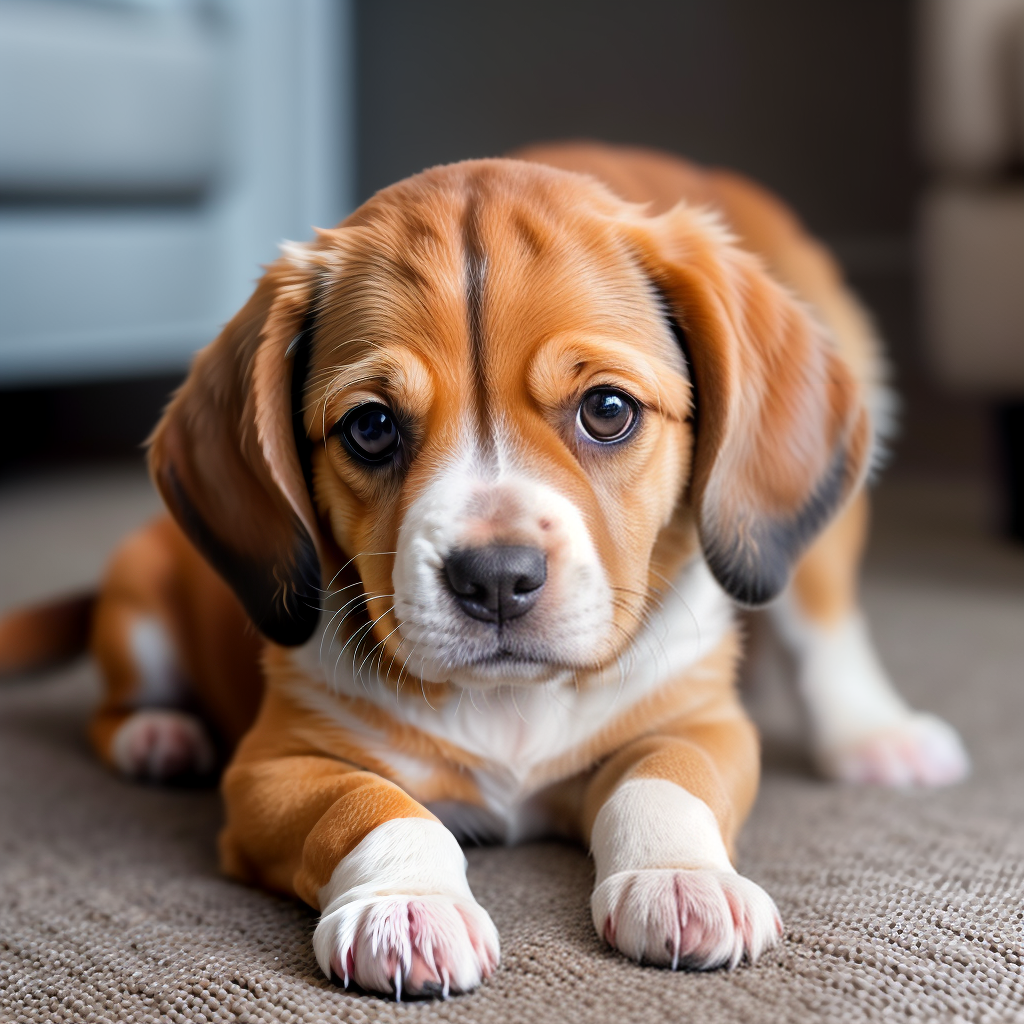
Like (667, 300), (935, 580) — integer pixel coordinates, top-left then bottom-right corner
(508, 684), (527, 724)
(610, 583), (666, 617)
(649, 567), (702, 653)
(420, 674), (437, 711)
(383, 634), (410, 691)
(610, 597), (650, 628)
(319, 590), (376, 664)
(318, 579), (367, 602)
(322, 599), (369, 669)
(315, 551), (397, 597)
(395, 640), (424, 696)
(352, 604), (396, 682)
(320, 590), (394, 667)
(357, 617), (403, 681)
(332, 617), (378, 685)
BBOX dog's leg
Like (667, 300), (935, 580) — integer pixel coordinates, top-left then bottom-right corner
(90, 596), (214, 782)
(220, 753), (499, 998)
(583, 714), (781, 970)
(772, 490), (969, 786)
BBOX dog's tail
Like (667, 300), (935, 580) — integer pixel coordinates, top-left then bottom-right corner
(0, 592), (97, 678)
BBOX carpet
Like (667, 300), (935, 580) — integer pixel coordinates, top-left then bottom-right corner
(1, 465), (1023, 1023)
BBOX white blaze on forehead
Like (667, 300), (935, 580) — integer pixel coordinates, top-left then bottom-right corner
(390, 427), (613, 682)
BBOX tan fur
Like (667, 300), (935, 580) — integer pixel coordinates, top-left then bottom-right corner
(89, 517), (263, 765)
(0, 592), (94, 677)
(791, 491), (870, 627)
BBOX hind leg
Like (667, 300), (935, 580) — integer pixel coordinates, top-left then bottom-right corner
(769, 491), (969, 786)
(90, 603), (214, 781)
(89, 526), (215, 782)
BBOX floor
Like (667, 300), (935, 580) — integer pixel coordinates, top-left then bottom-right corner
(1, 462), (1023, 1023)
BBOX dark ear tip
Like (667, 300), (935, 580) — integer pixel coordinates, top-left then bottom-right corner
(255, 603), (320, 646)
(249, 534), (322, 647)
(161, 463), (322, 647)
(705, 553), (789, 608)
(701, 445), (854, 609)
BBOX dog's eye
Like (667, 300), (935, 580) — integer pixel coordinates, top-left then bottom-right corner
(336, 403), (401, 464)
(577, 388), (638, 442)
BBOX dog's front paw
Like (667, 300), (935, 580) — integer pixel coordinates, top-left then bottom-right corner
(818, 711), (969, 787)
(110, 709), (215, 781)
(313, 892), (499, 998)
(592, 868), (781, 970)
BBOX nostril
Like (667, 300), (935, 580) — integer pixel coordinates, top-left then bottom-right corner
(514, 574), (541, 594)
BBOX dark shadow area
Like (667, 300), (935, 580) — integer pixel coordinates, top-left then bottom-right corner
(0, 664), (97, 764)
(758, 735), (819, 780)
(0, 372), (183, 477)
(355, 0), (917, 241)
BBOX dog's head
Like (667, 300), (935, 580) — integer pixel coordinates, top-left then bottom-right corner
(149, 159), (871, 688)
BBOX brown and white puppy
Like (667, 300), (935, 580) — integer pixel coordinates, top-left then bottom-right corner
(0, 143), (968, 998)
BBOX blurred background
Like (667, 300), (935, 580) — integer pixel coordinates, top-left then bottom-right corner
(0, 0), (1022, 540)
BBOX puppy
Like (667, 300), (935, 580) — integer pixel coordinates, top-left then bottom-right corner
(0, 143), (968, 997)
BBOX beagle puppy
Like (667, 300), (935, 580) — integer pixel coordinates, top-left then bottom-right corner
(0, 143), (969, 998)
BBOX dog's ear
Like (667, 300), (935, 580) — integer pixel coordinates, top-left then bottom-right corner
(148, 253), (325, 645)
(624, 206), (872, 605)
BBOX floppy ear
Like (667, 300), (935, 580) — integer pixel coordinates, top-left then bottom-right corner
(625, 206), (872, 605)
(148, 254), (324, 645)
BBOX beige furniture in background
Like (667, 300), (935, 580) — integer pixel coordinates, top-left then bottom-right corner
(918, 0), (1024, 537)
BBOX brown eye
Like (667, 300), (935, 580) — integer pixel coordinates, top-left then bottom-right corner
(335, 402), (401, 464)
(577, 388), (639, 442)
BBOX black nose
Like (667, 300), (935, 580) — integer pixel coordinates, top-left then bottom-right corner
(443, 545), (547, 624)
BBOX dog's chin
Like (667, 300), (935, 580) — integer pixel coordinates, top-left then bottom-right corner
(447, 654), (574, 690)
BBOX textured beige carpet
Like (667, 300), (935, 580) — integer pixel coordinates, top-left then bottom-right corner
(1, 465), (1023, 1023)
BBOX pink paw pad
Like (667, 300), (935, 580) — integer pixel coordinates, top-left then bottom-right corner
(592, 868), (782, 970)
(111, 709), (215, 781)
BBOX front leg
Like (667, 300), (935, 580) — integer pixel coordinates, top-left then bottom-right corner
(775, 491), (969, 787)
(220, 755), (498, 998)
(583, 718), (781, 969)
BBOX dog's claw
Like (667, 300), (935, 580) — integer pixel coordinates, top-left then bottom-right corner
(593, 868), (781, 970)
(314, 893), (499, 999)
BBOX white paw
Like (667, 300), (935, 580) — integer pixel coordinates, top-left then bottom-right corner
(313, 892), (500, 998)
(818, 712), (970, 787)
(111, 709), (215, 781)
(593, 868), (781, 970)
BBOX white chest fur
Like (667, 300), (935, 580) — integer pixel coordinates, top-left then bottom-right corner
(291, 557), (733, 840)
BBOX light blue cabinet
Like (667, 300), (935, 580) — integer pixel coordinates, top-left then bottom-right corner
(0, 0), (353, 384)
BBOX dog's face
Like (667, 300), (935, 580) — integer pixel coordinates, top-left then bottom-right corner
(302, 169), (692, 686)
(150, 160), (870, 689)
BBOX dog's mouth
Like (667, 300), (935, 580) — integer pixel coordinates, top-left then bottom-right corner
(473, 647), (548, 672)
(486, 648), (532, 661)
(403, 618), (580, 687)
(448, 648), (572, 687)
